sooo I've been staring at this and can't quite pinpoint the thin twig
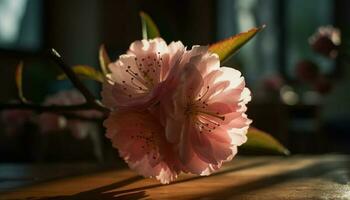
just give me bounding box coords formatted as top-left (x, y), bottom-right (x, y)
top-left (0, 102), bottom-right (94, 112)
top-left (0, 102), bottom-right (105, 121)
top-left (59, 113), bottom-right (104, 122)
top-left (0, 49), bottom-right (111, 120)
top-left (48, 49), bottom-right (110, 113)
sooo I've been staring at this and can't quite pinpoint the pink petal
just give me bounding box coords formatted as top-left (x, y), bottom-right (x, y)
top-left (197, 53), bottom-right (220, 77)
top-left (165, 117), bottom-right (182, 143)
top-left (181, 63), bottom-right (204, 99)
top-left (104, 111), bottom-right (180, 183)
top-left (191, 129), bottom-right (218, 165)
top-left (191, 123), bottom-right (235, 165)
top-left (179, 120), bottom-right (193, 165)
top-left (178, 120), bottom-right (232, 175)
top-left (101, 81), bottom-right (118, 109)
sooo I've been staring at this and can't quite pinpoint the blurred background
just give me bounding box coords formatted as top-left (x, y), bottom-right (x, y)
top-left (0, 0), bottom-right (350, 163)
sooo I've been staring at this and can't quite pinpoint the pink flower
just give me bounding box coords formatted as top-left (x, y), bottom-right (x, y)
top-left (103, 42), bottom-right (252, 183)
top-left (104, 111), bottom-right (180, 184)
top-left (162, 46), bottom-right (251, 175)
top-left (101, 38), bottom-right (185, 110)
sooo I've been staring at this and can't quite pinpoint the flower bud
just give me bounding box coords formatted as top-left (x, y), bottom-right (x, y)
top-left (309, 26), bottom-right (341, 59)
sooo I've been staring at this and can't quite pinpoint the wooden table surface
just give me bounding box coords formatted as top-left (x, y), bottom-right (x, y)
top-left (0, 155), bottom-right (349, 200)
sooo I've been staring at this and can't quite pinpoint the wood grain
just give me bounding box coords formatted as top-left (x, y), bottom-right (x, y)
top-left (0, 155), bottom-right (349, 200)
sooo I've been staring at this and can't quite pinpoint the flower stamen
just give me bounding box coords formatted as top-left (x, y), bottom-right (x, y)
top-left (196, 85), bottom-right (210, 102)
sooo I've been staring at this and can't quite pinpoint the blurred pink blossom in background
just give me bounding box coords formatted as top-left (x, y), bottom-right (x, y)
top-left (1, 108), bottom-right (32, 136)
top-left (309, 26), bottom-right (341, 59)
top-left (39, 89), bottom-right (102, 139)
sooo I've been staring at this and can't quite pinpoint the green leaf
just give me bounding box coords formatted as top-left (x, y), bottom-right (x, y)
top-left (99, 44), bottom-right (111, 75)
top-left (140, 11), bottom-right (160, 39)
top-left (57, 65), bottom-right (104, 82)
top-left (240, 127), bottom-right (290, 155)
top-left (15, 61), bottom-right (28, 103)
top-left (209, 25), bottom-right (266, 63)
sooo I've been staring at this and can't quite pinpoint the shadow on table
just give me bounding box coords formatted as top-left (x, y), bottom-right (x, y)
top-left (26, 159), bottom-right (270, 200)
top-left (26, 157), bottom-right (349, 200)
top-left (193, 159), bottom-right (350, 199)
top-left (26, 176), bottom-right (146, 200)
top-left (91, 157), bottom-right (349, 200)
top-left (101, 159), bottom-right (273, 197)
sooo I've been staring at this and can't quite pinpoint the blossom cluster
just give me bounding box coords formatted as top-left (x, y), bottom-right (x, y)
top-left (102, 38), bottom-right (251, 183)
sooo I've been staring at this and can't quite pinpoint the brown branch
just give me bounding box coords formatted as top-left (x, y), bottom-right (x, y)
top-left (48, 49), bottom-right (110, 113)
top-left (59, 113), bottom-right (104, 122)
top-left (0, 102), bottom-right (94, 112)
top-left (0, 102), bottom-right (105, 121)
top-left (0, 48), bottom-right (111, 121)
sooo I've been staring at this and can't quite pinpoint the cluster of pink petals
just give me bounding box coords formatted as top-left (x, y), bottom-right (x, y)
top-left (102, 38), bottom-right (251, 183)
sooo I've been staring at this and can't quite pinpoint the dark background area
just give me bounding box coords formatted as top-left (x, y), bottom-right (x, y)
top-left (1, 0), bottom-right (350, 163)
